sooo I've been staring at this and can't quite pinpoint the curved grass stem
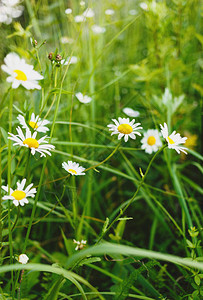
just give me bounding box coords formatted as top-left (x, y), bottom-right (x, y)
top-left (96, 145), bottom-right (167, 244)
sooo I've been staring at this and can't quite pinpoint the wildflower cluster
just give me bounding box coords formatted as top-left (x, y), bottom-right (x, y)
top-left (0, 46), bottom-right (188, 275)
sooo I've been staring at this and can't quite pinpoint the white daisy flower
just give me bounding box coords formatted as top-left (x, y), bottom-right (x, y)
top-left (105, 9), bottom-right (115, 16)
top-left (80, 1), bottom-right (85, 7)
top-left (0, 0), bottom-right (24, 25)
top-left (129, 9), bottom-right (137, 16)
top-left (2, 178), bottom-right (36, 207)
top-left (8, 127), bottom-right (55, 157)
top-left (65, 8), bottom-right (72, 15)
top-left (123, 107), bottom-right (140, 118)
top-left (83, 8), bottom-right (94, 18)
top-left (18, 254), bottom-right (29, 264)
top-left (139, 2), bottom-right (148, 11)
top-left (74, 15), bottom-right (86, 23)
top-left (62, 161), bottom-right (86, 176)
top-left (107, 117), bottom-right (143, 142)
top-left (60, 36), bottom-right (74, 44)
top-left (17, 113), bottom-right (50, 133)
top-left (141, 129), bottom-right (162, 154)
top-left (61, 56), bottom-right (78, 65)
top-left (75, 92), bottom-right (92, 104)
top-left (160, 123), bottom-right (187, 154)
top-left (1, 53), bottom-right (43, 90)
top-left (73, 239), bottom-right (87, 250)
top-left (91, 25), bottom-right (106, 34)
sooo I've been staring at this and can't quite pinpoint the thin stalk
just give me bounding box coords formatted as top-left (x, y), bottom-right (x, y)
top-left (0, 131), bottom-right (2, 250)
top-left (96, 145), bottom-right (167, 244)
top-left (84, 142), bottom-right (121, 172)
top-left (24, 0), bottom-right (41, 38)
top-left (11, 206), bottom-right (20, 232)
top-left (164, 152), bottom-right (193, 229)
top-left (86, 28), bottom-right (95, 232)
top-left (7, 89), bottom-right (14, 298)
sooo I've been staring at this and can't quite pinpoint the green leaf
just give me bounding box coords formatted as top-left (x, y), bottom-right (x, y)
top-left (194, 275), bottom-right (201, 286)
top-left (44, 277), bottom-right (65, 300)
top-left (65, 242), bottom-right (203, 271)
top-left (195, 33), bottom-right (203, 46)
top-left (186, 239), bottom-right (195, 249)
top-left (78, 257), bottom-right (101, 267)
top-left (102, 217), bottom-right (109, 233)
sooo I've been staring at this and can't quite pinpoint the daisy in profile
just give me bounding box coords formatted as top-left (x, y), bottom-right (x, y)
top-left (107, 117), bottom-right (143, 142)
top-left (160, 123), bottom-right (187, 154)
top-left (1, 52), bottom-right (43, 90)
top-left (62, 161), bottom-right (86, 176)
top-left (75, 92), bottom-right (92, 104)
top-left (8, 127), bottom-right (55, 157)
top-left (141, 129), bottom-right (162, 154)
top-left (17, 113), bottom-right (50, 133)
top-left (73, 239), bottom-right (87, 250)
top-left (2, 178), bottom-right (36, 207)
top-left (18, 254), bottom-right (29, 264)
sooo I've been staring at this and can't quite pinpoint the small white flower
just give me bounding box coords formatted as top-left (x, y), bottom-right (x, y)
top-left (61, 56), bottom-right (78, 65)
top-left (141, 129), bottom-right (162, 154)
top-left (83, 8), bottom-right (94, 18)
top-left (60, 36), bottom-right (74, 44)
top-left (65, 8), bottom-right (72, 15)
top-left (62, 161), bottom-right (86, 176)
top-left (107, 117), bottom-right (143, 142)
top-left (123, 107), bottom-right (140, 118)
top-left (129, 9), bottom-right (137, 16)
top-left (17, 113), bottom-right (50, 133)
top-left (73, 239), bottom-right (87, 250)
top-left (75, 92), bottom-right (92, 104)
top-left (139, 2), bottom-right (148, 11)
top-left (8, 127), bottom-right (55, 157)
top-left (160, 123), bottom-right (187, 154)
top-left (0, 0), bottom-right (24, 25)
top-left (1, 53), bottom-right (43, 90)
top-left (2, 178), bottom-right (36, 207)
top-left (105, 9), bottom-right (115, 16)
top-left (80, 1), bottom-right (85, 7)
top-left (74, 15), bottom-right (86, 23)
top-left (18, 254), bottom-right (29, 264)
top-left (91, 25), bottom-right (106, 34)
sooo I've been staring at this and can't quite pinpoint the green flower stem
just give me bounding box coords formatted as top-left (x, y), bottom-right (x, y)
top-left (23, 69), bottom-right (62, 253)
top-left (85, 142), bottom-right (121, 172)
top-left (96, 145), bottom-right (167, 244)
top-left (24, 0), bottom-right (41, 38)
top-left (86, 28), bottom-right (95, 235)
top-left (0, 131), bottom-right (2, 250)
top-left (164, 151), bottom-right (193, 230)
top-left (11, 206), bottom-right (20, 232)
top-left (7, 89), bottom-right (14, 298)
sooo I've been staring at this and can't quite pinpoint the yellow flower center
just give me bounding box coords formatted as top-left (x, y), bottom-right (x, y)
top-left (118, 124), bottom-right (133, 134)
top-left (23, 138), bottom-right (39, 148)
top-left (69, 169), bottom-right (77, 174)
top-left (14, 69), bottom-right (27, 81)
top-left (11, 190), bottom-right (26, 201)
top-left (29, 121), bottom-right (38, 129)
top-left (168, 136), bottom-right (175, 144)
top-left (147, 136), bottom-right (156, 146)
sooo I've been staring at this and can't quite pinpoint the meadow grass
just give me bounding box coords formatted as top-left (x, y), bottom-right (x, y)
top-left (0, 0), bottom-right (202, 299)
